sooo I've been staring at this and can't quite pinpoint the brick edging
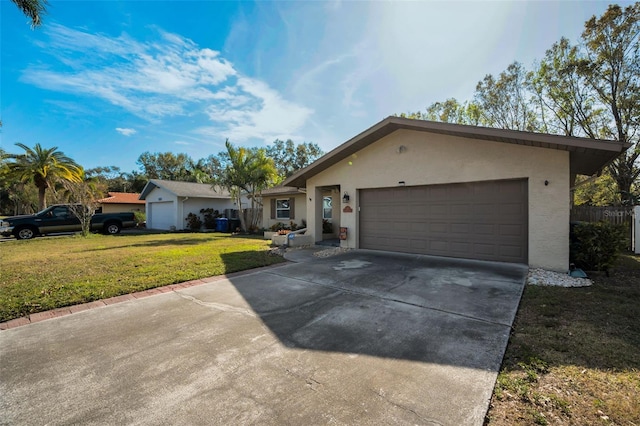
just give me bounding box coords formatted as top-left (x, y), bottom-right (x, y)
top-left (0, 261), bottom-right (290, 331)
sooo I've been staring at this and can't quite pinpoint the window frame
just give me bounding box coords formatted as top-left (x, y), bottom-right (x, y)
top-left (275, 199), bottom-right (290, 220)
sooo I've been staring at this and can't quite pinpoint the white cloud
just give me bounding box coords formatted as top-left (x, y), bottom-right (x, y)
top-left (197, 75), bottom-right (312, 143)
top-left (115, 127), bottom-right (137, 136)
top-left (21, 23), bottom-right (311, 145)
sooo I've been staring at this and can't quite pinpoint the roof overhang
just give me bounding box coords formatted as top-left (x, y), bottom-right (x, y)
top-left (283, 116), bottom-right (630, 188)
top-left (138, 181), bottom-right (157, 200)
top-left (259, 186), bottom-right (305, 197)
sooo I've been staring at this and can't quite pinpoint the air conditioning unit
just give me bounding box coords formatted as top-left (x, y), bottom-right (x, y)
top-left (224, 208), bottom-right (239, 219)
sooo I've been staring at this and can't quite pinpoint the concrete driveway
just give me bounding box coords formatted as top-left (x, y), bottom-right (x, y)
top-left (0, 250), bottom-right (527, 425)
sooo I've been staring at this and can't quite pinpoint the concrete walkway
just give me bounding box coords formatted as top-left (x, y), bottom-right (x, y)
top-left (0, 250), bottom-right (527, 425)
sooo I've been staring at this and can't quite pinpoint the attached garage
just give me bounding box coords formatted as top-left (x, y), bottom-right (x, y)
top-left (359, 179), bottom-right (528, 263)
top-left (282, 117), bottom-right (628, 271)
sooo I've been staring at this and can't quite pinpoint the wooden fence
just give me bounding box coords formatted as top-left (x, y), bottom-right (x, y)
top-left (570, 205), bottom-right (635, 249)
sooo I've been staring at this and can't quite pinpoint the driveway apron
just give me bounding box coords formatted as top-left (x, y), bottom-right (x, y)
top-left (0, 250), bottom-right (527, 425)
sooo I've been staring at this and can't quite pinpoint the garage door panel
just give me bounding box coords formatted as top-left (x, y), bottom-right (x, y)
top-left (394, 221), bottom-right (410, 232)
top-left (410, 239), bottom-right (428, 250)
top-left (428, 204), bottom-right (449, 216)
top-left (451, 223), bottom-right (470, 234)
top-left (500, 245), bottom-right (524, 257)
top-left (359, 179), bottom-right (527, 264)
top-left (429, 222), bottom-right (449, 233)
top-left (500, 224), bottom-right (524, 237)
top-left (474, 203), bottom-right (495, 216)
top-left (474, 224), bottom-right (495, 235)
top-left (429, 240), bottom-right (448, 251)
top-left (474, 243), bottom-right (496, 256)
top-left (500, 203), bottom-right (526, 216)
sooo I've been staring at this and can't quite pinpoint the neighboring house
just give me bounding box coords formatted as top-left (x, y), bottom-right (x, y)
top-left (282, 116), bottom-right (628, 271)
top-left (97, 192), bottom-right (146, 214)
top-left (139, 179), bottom-right (243, 231)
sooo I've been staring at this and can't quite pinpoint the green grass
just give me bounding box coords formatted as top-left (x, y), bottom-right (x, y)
top-left (486, 253), bottom-right (640, 425)
top-left (0, 232), bottom-right (285, 322)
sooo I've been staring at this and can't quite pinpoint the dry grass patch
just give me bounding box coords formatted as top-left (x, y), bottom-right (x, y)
top-left (0, 232), bottom-right (285, 322)
top-left (485, 254), bottom-right (640, 425)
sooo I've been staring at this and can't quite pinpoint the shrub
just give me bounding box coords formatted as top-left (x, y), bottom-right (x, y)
top-left (322, 219), bottom-right (333, 234)
top-left (185, 212), bottom-right (202, 232)
top-left (570, 221), bottom-right (628, 273)
top-left (200, 208), bottom-right (219, 229)
top-left (270, 222), bottom-right (286, 231)
top-left (134, 211), bottom-right (146, 227)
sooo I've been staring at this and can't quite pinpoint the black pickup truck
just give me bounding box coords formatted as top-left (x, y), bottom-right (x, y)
top-left (0, 205), bottom-right (137, 240)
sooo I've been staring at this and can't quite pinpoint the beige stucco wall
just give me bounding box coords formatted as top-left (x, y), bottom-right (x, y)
top-left (306, 129), bottom-right (570, 271)
top-left (262, 194), bottom-right (308, 230)
top-left (100, 204), bottom-right (145, 214)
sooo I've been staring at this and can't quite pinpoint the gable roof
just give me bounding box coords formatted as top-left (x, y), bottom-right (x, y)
top-left (283, 116), bottom-right (630, 188)
top-left (139, 179), bottom-right (232, 200)
top-left (260, 186), bottom-right (305, 197)
top-left (97, 192), bottom-right (145, 205)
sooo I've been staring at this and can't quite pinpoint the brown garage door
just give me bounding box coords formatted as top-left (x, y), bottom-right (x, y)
top-left (359, 179), bottom-right (528, 263)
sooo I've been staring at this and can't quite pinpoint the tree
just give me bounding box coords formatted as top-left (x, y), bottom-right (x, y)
top-left (528, 38), bottom-right (606, 138)
top-left (137, 152), bottom-right (191, 181)
top-left (425, 98), bottom-right (466, 124)
top-left (474, 62), bottom-right (539, 131)
top-left (578, 3), bottom-right (640, 205)
top-left (136, 151), bottom-right (219, 183)
top-left (217, 140), bottom-right (278, 232)
top-left (266, 139), bottom-right (324, 179)
top-left (0, 148), bottom-right (10, 213)
top-left (573, 171), bottom-right (624, 206)
top-left (7, 143), bottom-right (84, 211)
top-left (11, 0), bottom-right (48, 27)
top-left (186, 158), bottom-right (215, 184)
top-left (123, 171), bottom-right (149, 193)
top-left (60, 178), bottom-right (105, 237)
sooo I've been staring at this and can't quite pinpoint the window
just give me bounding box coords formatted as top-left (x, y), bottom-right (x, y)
top-left (323, 196), bottom-right (332, 220)
top-left (51, 206), bottom-right (69, 218)
top-left (276, 199), bottom-right (290, 219)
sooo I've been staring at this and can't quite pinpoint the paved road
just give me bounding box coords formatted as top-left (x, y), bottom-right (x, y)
top-left (0, 250), bottom-right (527, 425)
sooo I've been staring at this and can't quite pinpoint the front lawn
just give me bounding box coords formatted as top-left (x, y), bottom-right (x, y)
top-left (0, 232), bottom-right (285, 322)
top-left (485, 253), bottom-right (640, 425)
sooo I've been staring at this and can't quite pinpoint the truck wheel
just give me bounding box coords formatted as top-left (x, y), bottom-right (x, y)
top-left (15, 227), bottom-right (37, 240)
top-left (104, 222), bottom-right (121, 235)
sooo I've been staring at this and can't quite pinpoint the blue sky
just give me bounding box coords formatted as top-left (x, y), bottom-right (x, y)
top-left (0, 0), bottom-right (627, 173)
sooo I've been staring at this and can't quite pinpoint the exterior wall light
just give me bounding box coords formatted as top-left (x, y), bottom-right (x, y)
top-left (342, 192), bottom-right (350, 203)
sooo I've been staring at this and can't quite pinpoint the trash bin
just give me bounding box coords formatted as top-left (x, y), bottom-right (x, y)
top-left (215, 217), bottom-right (229, 232)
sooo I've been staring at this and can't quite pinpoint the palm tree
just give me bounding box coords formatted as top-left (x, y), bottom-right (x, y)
top-left (11, 0), bottom-right (48, 27)
top-left (8, 143), bottom-right (84, 211)
top-left (217, 140), bottom-right (278, 232)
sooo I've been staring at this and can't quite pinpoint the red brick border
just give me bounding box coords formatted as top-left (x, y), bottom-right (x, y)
top-left (0, 262), bottom-right (290, 331)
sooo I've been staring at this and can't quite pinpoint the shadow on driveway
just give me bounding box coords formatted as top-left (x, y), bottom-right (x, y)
top-left (219, 250), bottom-right (527, 371)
